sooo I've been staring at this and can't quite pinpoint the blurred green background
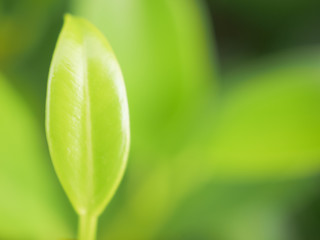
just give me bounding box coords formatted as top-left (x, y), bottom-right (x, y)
top-left (1, 0), bottom-right (320, 239)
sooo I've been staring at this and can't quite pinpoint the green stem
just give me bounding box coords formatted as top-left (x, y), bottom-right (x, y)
top-left (78, 213), bottom-right (98, 240)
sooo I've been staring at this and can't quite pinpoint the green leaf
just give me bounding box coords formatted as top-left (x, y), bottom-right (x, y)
top-left (206, 49), bottom-right (320, 179)
top-left (0, 73), bottom-right (75, 239)
top-left (46, 13), bottom-right (130, 236)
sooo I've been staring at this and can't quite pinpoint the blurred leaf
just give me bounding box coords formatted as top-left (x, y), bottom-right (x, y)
top-left (0, 73), bottom-right (76, 239)
top-left (46, 14), bottom-right (130, 221)
top-left (206, 49), bottom-right (320, 179)
top-left (73, 0), bottom-right (217, 157)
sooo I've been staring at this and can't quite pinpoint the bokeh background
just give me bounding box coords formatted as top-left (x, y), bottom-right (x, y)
top-left (1, 0), bottom-right (320, 239)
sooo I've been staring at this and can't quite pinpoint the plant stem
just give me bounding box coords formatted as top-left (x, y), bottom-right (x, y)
top-left (78, 213), bottom-right (98, 240)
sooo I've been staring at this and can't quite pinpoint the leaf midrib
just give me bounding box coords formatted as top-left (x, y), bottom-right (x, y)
top-left (82, 36), bottom-right (94, 209)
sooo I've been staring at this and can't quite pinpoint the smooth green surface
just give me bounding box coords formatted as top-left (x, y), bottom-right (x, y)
top-left (206, 50), bottom-right (320, 179)
top-left (0, 73), bottom-right (74, 239)
top-left (46, 14), bottom-right (130, 220)
top-left (79, 213), bottom-right (98, 240)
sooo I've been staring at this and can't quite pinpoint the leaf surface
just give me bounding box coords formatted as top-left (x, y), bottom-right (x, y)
top-left (46, 14), bottom-right (130, 216)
